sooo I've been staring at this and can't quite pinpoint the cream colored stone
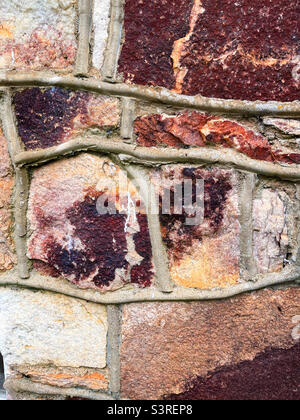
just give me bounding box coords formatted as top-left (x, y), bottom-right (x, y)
top-left (92, 0), bottom-right (111, 70)
top-left (0, 287), bottom-right (107, 368)
top-left (253, 189), bottom-right (289, 273)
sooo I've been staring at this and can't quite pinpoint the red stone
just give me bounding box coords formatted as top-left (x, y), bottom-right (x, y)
top-left (135, 111), bottom-right (300, 164)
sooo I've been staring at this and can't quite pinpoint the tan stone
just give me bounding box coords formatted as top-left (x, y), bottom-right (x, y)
top-left (121, 288), bottom-right (300, 399)
top-left (0, 288), bottom-right (108, 369)
top-left (150, 166), bottom-right (240, 289)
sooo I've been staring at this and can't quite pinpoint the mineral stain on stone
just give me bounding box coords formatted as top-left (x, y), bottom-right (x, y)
top-left (159, 168), bottom-right (232, 261)
top-left (135, 112), bottom-right (300, 165)
top-left (151, 166), bottom-right (240, 289)
top-left (166, 342), bottom-right (300, 400)
top-left (37, 190), bottom-right (152, 289)
top-left (14, 88), bottom-right (89, 149)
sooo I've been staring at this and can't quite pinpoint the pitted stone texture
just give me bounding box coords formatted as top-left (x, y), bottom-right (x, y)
top-left (150, 166), bottom-right (240, 289)
top-left (135, 112), bottom-right (300, 165)
top-left (121, 288), bottom-right (300, 400)
top-left (119, 0), bottom-right (300, 102)
top-left (13, 88), bottom-right (120, 150)
top-left (119, 0), bottom-right (194, 90)
top-left (28, 153), bottom-right (154, 291)
top-left (0, 288), bottom-right (107, 368)
top-left (0, 0), bottom-right (77, 71)
top-left (253, 189), bottom-right (292, 274)
top-left (13, 366), bottom-right (108, 391)
top-left (0, 129), bottom-right (16, 271)
top-left (92, 0), bottom-right (110, 71)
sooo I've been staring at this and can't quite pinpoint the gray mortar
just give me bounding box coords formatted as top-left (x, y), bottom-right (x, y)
top-left (74, 0), bottom-right (93, 76)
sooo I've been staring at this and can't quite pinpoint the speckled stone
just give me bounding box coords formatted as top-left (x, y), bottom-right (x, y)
top-left (150, 166), bottom-right (240, 289)
top-left (120, 288), bottom-right (300, 400)
top-left (13, 88), bottom-right (120, 150)
top-left (28, 153), bottom-right (154, 291)
top-left (119, 0), bottom-right (300, 102)
top-left (135, 111), bottom-right (300, 164)
top-left (0, 128), bottom-right (16, 271)
top-left (0, 287), bottom-right (108, 369)
top-left (0, 0), bottom-right (77, 71)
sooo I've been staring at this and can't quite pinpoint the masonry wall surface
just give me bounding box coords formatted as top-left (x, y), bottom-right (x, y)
top-left (0, 0), bottom-right (299, 401)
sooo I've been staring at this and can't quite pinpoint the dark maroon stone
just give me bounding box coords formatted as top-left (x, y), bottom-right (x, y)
top-left (166, 342), bottom-right (300, 400)
top-left (13, 88), bottom-right (89, 150)
top-left (118, 0), bottom-right (194, 90)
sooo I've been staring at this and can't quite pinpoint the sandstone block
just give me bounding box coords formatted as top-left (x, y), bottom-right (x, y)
top-left (121, 288), bottom-right (300, 400)
top-left (28, 154), bottom-right (154, 291)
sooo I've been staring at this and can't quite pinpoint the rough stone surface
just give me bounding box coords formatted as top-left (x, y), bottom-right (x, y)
top-left (135, 112), bottom-right (300, 164)
top-left (263, 118), bottom-right (300, 136)
top-left (0, 128), bottom-right (16, 271)
top-left (253, 189), bottom-right (291, 273)
top-left (150, 166), bottom-right (240, 289)
top-left (0, 0), bottom-right (77, 71)
top-left (28, 153), bottom-right (154, 291)
top-left (121, 288), bottom-right (300, 400)
top-left (92, 0), bottom-right (110, 71)
top-left (119, 0), bottom-right (300, 102)
top-left (0, 288), bottom-right (108, 368)
top-left (118, 0), bottom-right (194, 90)
top-left (13, 88), bottom-right (120, 150)
top-left (13, 366), bottom-right (108, 391)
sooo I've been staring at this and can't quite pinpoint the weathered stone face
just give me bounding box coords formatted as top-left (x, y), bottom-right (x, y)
top-left (119, 0), bottom-right (300, 102)
top-left (135, 112), bottom-right (300, 165)
top-left (0, 288), bottom-right (108, 368)
top-left (121, 288), bottom-right (300, 400)
top-left (0, 128), bottom-right (15, 271)
top-left (0, 0), bottom-right (77, 71)
top-left (92, 0), bottom-right (111, 71)
top-left (253, 189), bottom-right (293, 274)
top-left (13, 88), bottom-right (120, 150)
top-left (263, 118), bottom-right (300, 137)
top-left (150, 166), bottom-right (240, 289)
top-left (28, 154), bottom-right (154, 291)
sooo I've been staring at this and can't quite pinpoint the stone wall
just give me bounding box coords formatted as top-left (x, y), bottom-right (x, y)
top-left (0, 0), bottom-right (299, 400)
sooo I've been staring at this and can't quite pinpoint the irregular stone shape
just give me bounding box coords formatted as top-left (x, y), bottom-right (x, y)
top-left (120, 288), bottom-right (300, 400)
top-left (0, 129), bottom-right (16, 271)
top-left (28, 153), bottom-right (154, 291)
top-left (263, 118), bottom-right (300, 136)
top-left (150, 166), bottom-right (240, 289)
top-left (0, 288), bottom-right (108, 368)
top-left (13, 88), bottom-right (120, 150)
top-left (253, 189), bottom-right (291, 274)
top-left (118, 0), bottom-right (194, 90)
top-left (119, 0), bottom-right (300, 102)
top-left (0, 0), bottom-right (77, 71)
top-left (92, 0), bottom-right (110, 71)
top-left (135, 112), bottom-right (300, 164)
top-left (13, 366), bottom-right (108, 391)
